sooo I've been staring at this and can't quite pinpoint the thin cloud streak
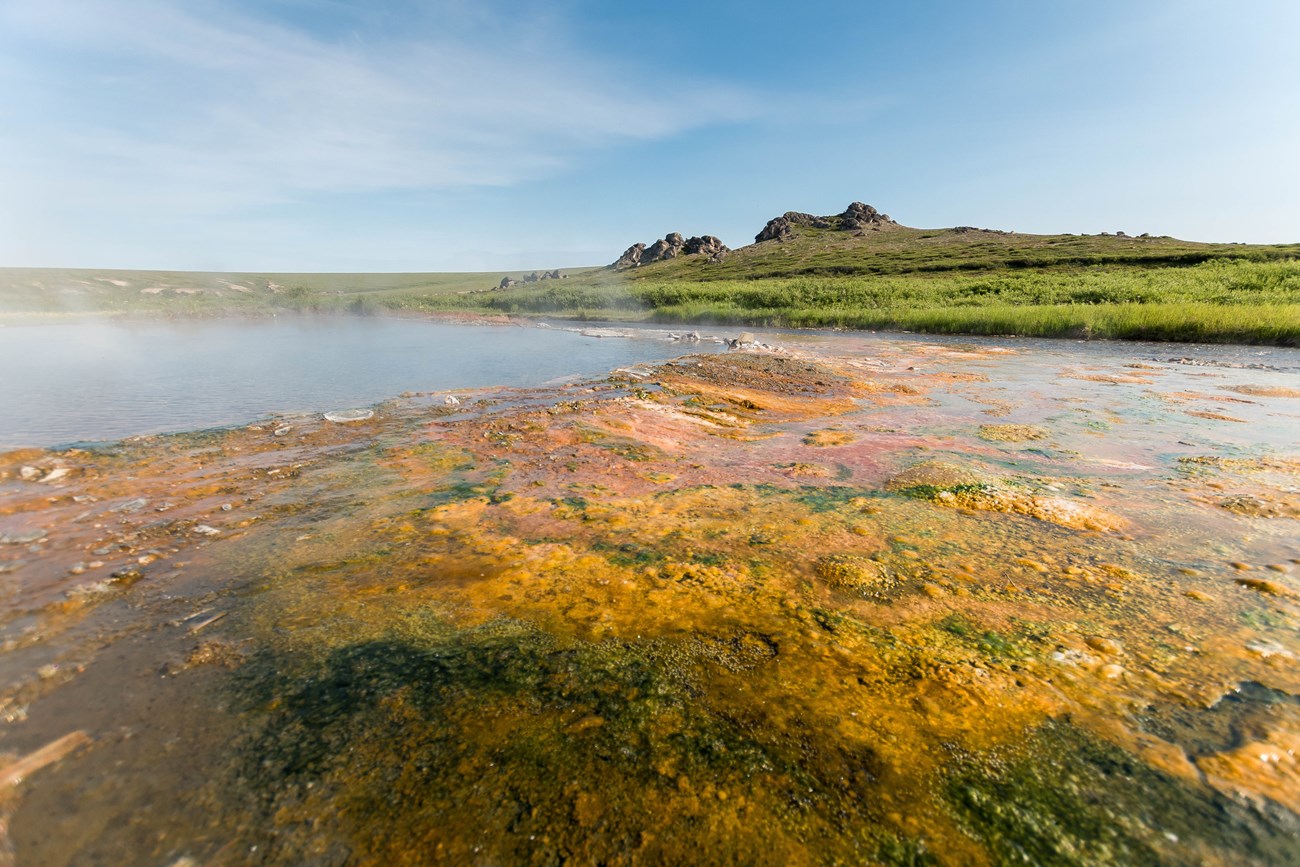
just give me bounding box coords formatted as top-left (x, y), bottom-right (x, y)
top-left (0, 0), bottom-right (755, 216)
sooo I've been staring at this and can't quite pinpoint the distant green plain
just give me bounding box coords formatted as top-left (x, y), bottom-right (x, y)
top-left (5, 226), bottom-right (1299, 345)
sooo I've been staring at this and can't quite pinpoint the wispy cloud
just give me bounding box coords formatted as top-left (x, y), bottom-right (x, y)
top-left (0, 0), bottom-right (753, 216)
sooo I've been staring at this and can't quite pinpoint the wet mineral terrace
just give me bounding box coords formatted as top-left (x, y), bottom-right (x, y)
top-left (1, 335), bottom-right (1298, 865)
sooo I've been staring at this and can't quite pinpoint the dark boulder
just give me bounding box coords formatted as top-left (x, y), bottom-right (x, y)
top-left (683, 235), bottom-right (728, 257)
top-left (839, 201), bottom-right (893, 231)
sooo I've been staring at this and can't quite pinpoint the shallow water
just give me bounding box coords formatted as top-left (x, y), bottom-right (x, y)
top-left (1, 327), bottom-right (1299, 865)
top-left (0, 317), bottom-right (724, 448)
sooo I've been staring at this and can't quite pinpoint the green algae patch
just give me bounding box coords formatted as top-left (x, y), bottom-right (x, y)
top-left (225, 616), bottom-right (933, 865)
top-left (884, 459), bottom-right (1128, 532)
top-left (944, 719), bottom-right (1299, 866)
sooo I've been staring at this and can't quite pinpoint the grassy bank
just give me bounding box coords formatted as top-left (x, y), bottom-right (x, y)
top-left (409, 258), bottom-right (1300, 345)
top-left (5, 227), bottom-right (1300, 344)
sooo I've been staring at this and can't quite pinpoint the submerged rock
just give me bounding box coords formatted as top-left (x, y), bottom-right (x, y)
top-left (0, 529), bottom-right (46, 545)
top-left (886, 460), bottom-right (992, 493)
top-left (323, 409), bottom-right (374, 423)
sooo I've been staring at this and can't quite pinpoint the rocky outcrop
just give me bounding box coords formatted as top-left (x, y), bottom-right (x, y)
top-left (755, 202), bottom-right (897, 243)
top-left (496, 270), bottom-right (564, 290)
top-left (683, 235), bottom-right (727, 257)
top-left (612, 233), bottom-right (729, 270)
top-left (614, 243), bottom-right (647, 269)
top-left (754, 212), bottom-right (829, 243)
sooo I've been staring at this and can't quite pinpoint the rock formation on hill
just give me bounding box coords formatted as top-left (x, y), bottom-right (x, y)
top-left (609, 202), bottom-right (898, 268)
top-left (496, 270), bottom-right (564, 290)
top-left (755, 202), bottom-right (897, 243)
top-left (612, 233), bottom-right (729, 269)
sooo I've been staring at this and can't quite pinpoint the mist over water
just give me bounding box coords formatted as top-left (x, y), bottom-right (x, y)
top-left (1, 317), bottom-right (722, 448)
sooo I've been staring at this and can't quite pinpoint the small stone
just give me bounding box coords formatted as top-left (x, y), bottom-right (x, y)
top-left (1184, 590), bottom-right (1211, 602)
top-left (193, 525), bottom-right (221, 537)
top-left (273, 425), bottom-right (292, 437)
top-left (1, 529), bottom-right (46, 545)
top-left (1098, 664), bottom-right (1125, 679)
top-left (444, 395), bottom-right (461, 406)
top-left (221, 503), bottom-right (232, 512)
top-left (1229, 561), bottom-right (1252, 571)
top-left (1085, 637), bottom-right (1123, 655)
top-left (1236, 577), bottom-right (1289, 596)
top-left (18, 466), bottom-right (41, 481)
top-left (39, 467), bottom-right (71, 484)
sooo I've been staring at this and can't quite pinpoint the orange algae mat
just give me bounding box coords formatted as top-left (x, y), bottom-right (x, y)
top-left (1, 339), bottom-right (1299, 865)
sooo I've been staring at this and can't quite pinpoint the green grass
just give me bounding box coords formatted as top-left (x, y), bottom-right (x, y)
top-left (5, 224), bottom-right (1300, 345)
top-left (442, 257), bottom-right (1300, 345)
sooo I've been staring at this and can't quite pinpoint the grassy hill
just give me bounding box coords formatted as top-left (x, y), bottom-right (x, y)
top-left (441, 223), bottom-right (1300, 345)
top-left (4, 213), bottom-right (1300, 345)
top-left (621, 224), bottom-right (1300, 280)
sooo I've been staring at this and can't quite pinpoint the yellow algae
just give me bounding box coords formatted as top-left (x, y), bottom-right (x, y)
top-left (814, 554), bottom-right (891, 592)
top-left (1226, 384), bottom-right (1300, 398)
top-left (1068, 371), bottom-right (1156, 384)
top-left (7, 351), bottom-right (1300, 865)
top-left (779, 462), bottom-right (834, 478)
top-left (977, 423), bottom-right (1048, 443)
top-left (886, 460), bottom-right (1128, 532)
top-left (1196, 724), bottom-right (1300, 814)
top-left (803, 428), bottom-right (857, 447)
top-left (1237, 577), bottom-right (1291, 596)
top-left (1185, 409), bottom-right (1249, 423)
top-left (885, 459), bottom-right (993, 492)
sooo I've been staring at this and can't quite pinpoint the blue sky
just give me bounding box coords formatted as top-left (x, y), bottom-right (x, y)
top-left (2, 0), bottom-right (1298, 271)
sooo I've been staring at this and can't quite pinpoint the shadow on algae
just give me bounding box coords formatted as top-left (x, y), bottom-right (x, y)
top-left (213, 613), bottom-right (1300, 865)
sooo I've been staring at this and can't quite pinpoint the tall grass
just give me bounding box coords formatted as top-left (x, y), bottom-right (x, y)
top-left (439, 258), bottom-right (1300, 344)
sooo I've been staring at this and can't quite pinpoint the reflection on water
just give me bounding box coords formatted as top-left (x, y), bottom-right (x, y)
top-left (1, 329), bottom-right (1298, 864)
top-left (1, 317), bottom-right (724, 447)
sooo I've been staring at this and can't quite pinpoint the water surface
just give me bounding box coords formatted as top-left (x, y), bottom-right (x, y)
top-left (1, 317), bottom-right (722, 447)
